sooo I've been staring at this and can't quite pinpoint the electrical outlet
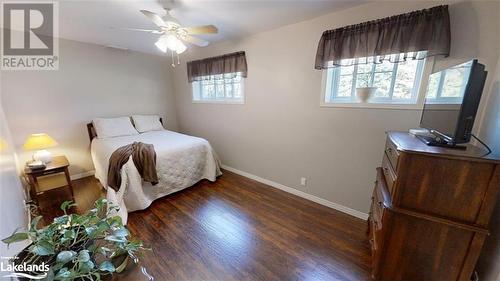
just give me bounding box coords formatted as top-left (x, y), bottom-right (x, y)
top-left (300, 177), bottom-right (307, 186)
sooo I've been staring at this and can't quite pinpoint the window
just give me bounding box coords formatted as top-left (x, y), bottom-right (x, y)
top-left (322, 52), bottom-right (427, 106)
top-left (425, 60), bottom-right (472, 104)
top-left (192, 72), bottom-right (244, 104)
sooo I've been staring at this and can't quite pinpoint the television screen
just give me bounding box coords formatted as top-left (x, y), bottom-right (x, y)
top-left (419, 59), bottom-right (486, 144)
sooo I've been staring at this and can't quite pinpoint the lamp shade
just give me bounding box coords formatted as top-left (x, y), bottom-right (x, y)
top-left (0, 138), bottom-right (6, 152)
top-left (23, 133), bottom-right (58, 151)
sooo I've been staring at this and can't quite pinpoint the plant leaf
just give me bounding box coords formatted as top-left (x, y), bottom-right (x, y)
top-left (53, 215), bottom-right (69, 225)
top-left (96, 246), bottom-right (111, 256)
top-left (98, 261), bottom-right (115, 273)
top-left (54, 267), bottom-right (71, 280)
top-left (105, 235), bottom-right (126, 243)
top-left (114, 256), bottom-right (129, 273)
top-left (56, 250), bottom-right (76, 264)
top-left (79, 260), bottom-right (95, 273)
top-left (77, 250), bottom-right (90, 262)
top-left (63, 229), bottom-right (75, 239)
top-left (2, 232), bottom-right (29, 245)
top-left (106, 216), bottom-right (122, 227)
top-left (60, 201), bottom-right (76, 215)
top-left (113, 227), bottom-right (129, 238)
top-left (32, 240), bottom-right (55, 256)
top-left (43, 267), bottom-right (55, 281)
top-left (85, 226), bottom-right (98, 237)
top-left (30, 216), bottom-right (43, 231)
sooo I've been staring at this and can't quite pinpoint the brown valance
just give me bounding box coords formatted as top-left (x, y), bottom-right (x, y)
top-left (314, 5), bottom-right (450, 69)
top-left (187, 51), bottom-right (247, 82)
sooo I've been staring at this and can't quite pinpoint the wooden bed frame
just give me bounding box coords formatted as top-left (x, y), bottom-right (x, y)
top-left (87, 118), bottom-right (163, 142)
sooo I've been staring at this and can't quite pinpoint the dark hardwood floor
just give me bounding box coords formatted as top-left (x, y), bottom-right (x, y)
top-left (38, 170), bottom-right (371, 281)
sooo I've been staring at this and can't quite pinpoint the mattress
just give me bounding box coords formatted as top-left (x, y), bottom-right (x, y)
top-left (90, 130), bottom-right (221, 223)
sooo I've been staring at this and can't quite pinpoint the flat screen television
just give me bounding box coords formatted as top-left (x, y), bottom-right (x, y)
top-left (419, 59), bottom-right (487, 147)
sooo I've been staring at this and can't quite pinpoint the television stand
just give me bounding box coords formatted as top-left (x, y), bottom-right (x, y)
top-left (416, 135), bottom-right (467, 150)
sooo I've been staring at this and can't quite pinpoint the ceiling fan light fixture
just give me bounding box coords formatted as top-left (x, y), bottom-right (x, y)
top-left (155, 36), bottom-right (169, 53)
top-left (161, 34), bottom-right (187, 54)
top-left (165, 35), bottom-right (181, 50)
top-left (174, 41), bottom-right (187, 54)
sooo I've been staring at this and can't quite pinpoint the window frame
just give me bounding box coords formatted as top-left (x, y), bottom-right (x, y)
top-left (320, 56), bottom-right (435, 110)
top-left (191, 72), bottom-right (245, 104)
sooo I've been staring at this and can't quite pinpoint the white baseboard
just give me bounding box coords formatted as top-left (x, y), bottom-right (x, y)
top-left (70, 170), bottom-right (95, 181)
top-left (220, 165), bottom-right (369, 220)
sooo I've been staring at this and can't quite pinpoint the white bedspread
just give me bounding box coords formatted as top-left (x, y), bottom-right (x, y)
top-left (91, 130), bottom-right (221, 223)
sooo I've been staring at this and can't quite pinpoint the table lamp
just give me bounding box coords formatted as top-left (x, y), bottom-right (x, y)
top-left (23, 133), bottom-right (58, 163)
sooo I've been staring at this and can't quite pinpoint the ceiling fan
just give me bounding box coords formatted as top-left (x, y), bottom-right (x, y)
top-left (121, 9), bottom-right (218, 65)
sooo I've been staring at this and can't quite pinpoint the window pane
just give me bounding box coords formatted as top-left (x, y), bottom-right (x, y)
top-left (323, 51), bottom-right (425, 105)
top-left (225, 84), bottom-right (233, 98)
top-left (213, 80), bottom-right (222, 98)
top-left (426, 72), bottom-right (440, 99)
top-left (233, 83), bottom-right (241, 98)
top-left (356, 73), bottom-right (371, 88)
top-left (357, 63), bottom-right (372, 74)
top-left (340, 64), bottom-right (354, 75)
top-left (393, 59), bottom-right (419, 99)
top-left (374, 60), bottom-right (394, 72)
top-left (203, 84), bottom-right (215, 99)
top-left (373, 72), bottom-right (392, 98)
top-left (337, 75), bottom-right (353, 97)
top-left (339, 58), bottom-right (355, 66)
top-left (232, 73), bottom-right (242, 82)
top-left (441, 67), bottom-right (466, 97)
top-left (192, 72), bottom-right (244, 103)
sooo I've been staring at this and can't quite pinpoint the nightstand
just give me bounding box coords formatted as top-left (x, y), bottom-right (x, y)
top-left (25, 155), bottom-right (74, 204)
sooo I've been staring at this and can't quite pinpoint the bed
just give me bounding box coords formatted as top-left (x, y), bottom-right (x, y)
top-left (88, 119), bottom-right (221, 223)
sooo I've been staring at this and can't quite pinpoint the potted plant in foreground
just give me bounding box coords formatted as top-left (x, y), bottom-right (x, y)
top-left (2, 199), bottom-right (150, 280)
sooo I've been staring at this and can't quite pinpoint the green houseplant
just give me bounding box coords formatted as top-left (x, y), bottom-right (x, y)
top-left (2, 199), bottom-right (149, 280)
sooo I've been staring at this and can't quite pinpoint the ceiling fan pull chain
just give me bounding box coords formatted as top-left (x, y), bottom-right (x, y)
top-left (171, 50), bottom-right (175, 67)
top-left (177, 52), bottom-right (180, 65)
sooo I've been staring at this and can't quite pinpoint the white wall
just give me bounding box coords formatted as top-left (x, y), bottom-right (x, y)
top-left (1, 39), bottom-right (178, 176)
top-left (172, 1), bottom-right (499, 214)
top-left (0, 97), bottom-right (30, 258)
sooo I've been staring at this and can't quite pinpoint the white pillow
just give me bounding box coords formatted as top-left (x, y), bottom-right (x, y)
top-left (93, 117), bottom-right (138, 139)
top-left (131, 115), bottom-right (164, 133)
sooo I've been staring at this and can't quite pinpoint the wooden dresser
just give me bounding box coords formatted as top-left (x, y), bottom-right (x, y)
top-left (368, 131), bottom-right (500, 281)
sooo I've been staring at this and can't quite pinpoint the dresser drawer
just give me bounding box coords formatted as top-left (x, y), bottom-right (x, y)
top-left (382, 153), bottom-right (396, 194)
top-left (385, 137), bottom-right (400, 172)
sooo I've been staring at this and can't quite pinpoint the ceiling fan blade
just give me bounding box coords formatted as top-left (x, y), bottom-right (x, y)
top-left (116, 27), bottom-right (164, 34)
top-left (181, 25), bottom-right (218, 35)
top-left (182, 35), bottom-right (210, 47)
top-left (140, 10), bottom-right (167, 27)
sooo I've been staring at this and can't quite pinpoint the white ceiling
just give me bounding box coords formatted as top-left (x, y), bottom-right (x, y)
top-left (54, 0), bottom-right (366, 55)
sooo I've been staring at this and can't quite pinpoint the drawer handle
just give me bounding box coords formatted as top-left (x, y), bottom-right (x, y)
top-left (383, 167), bottom-right (389, 174)
top-left (378, 201), bottom-right (383, 207)
top-left (387, 147), bottom-right (393, 154)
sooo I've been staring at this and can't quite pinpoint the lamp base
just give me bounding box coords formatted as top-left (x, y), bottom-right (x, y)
top-left (33, 150), bottom-right (53, 163)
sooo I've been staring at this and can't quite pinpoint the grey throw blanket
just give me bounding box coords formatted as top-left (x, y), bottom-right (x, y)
top-left (107, 142), bottom-right (158, 191)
